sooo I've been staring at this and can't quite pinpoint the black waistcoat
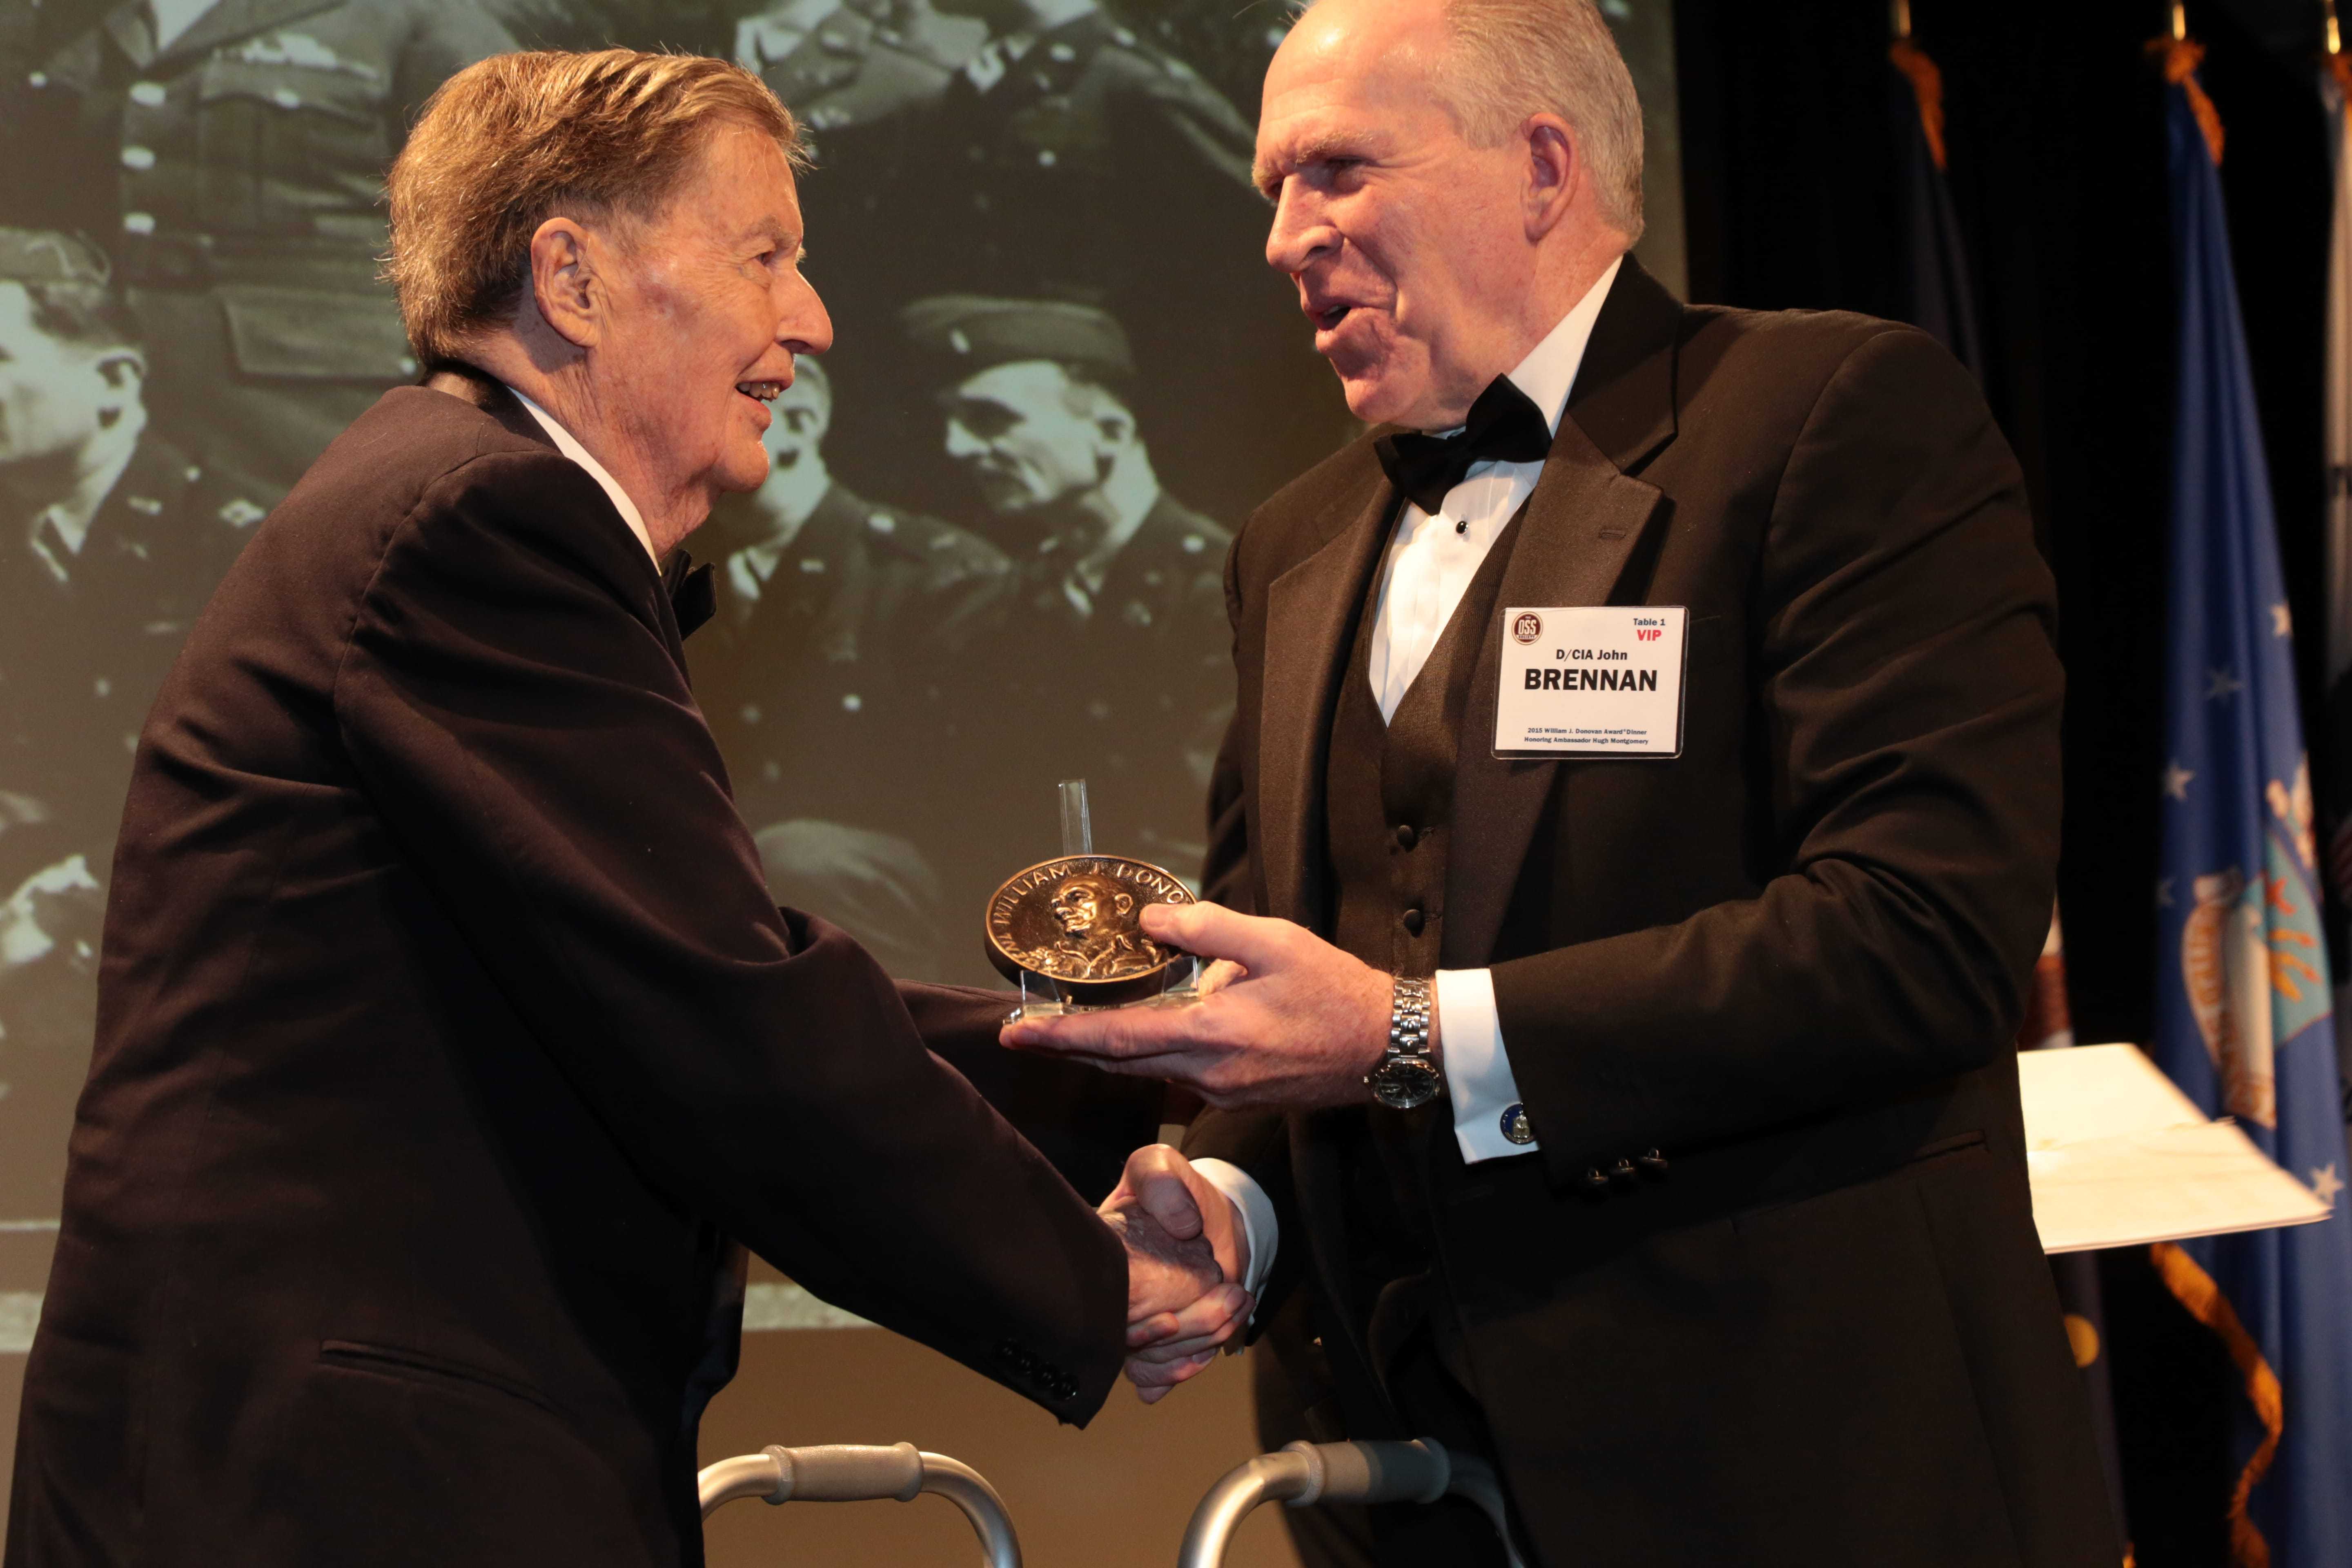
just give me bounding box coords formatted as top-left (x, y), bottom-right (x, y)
top-left (1317, 505), bottom-right (1528, 1417)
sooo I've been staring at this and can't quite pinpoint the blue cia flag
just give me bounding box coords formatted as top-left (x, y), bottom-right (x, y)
top-left (2152, 57), bottom-right (2352, 1567)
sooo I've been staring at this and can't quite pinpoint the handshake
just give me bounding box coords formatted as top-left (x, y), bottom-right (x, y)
top-left (1000, 900), bottom-right (1421, 1399)
top-left (991, 899), bottom-right (1419, 1397)
top-left (1097, 1143), bottom-right (1254, 1403)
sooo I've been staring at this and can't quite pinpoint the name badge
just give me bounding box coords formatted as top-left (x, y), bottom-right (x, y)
top-left (1493, 606), bottom-right (1688, 758)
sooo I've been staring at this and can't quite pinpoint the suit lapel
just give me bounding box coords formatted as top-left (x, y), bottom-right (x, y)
top-left (1441, 258), bottom-right (1685, 967)
top-left (1253, 258), bottom-right (1685, 948)
top-left (1258, 484), bottom-right (1394, 926)
top-left (1442, 422), bottom-right (1664, 966)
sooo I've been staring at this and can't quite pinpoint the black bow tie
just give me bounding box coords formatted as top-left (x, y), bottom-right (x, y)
top-left (664, 551), bottom-right (717, 639)
top-left (1373, 376), bottom-right (1555, 517)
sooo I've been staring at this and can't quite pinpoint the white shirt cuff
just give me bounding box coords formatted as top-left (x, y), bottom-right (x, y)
top-left (1188, 1156), bottom-right (1277, 1300)
top-left (1439, 967), bottom-right (1538, 1163)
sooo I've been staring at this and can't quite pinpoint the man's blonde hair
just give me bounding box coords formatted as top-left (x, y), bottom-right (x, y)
top-left (385, 50), bottom-right (805, 365)
top-left (1434, 0), bottom-right (1645, 243)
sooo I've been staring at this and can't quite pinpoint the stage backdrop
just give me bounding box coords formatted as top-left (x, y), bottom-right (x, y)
top-left (0, 0), bottom-right (1681, 1557)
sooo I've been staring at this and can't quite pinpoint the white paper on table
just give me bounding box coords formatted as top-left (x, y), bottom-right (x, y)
top-left (2018, 1042), bottom-right (2331, 1254)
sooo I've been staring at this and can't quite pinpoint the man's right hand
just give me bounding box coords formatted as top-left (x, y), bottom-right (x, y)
top-left (1100, 1144), bottom-right (1252, 1403)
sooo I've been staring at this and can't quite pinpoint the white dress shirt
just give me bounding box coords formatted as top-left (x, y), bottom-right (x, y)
top-left (1194, 259), bottom-right (1624, 1303)
top-left (507, 388), bottom-right (661, 566)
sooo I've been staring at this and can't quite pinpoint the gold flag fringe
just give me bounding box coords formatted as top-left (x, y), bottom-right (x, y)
top-left (1889, 38), bottom-right (1949, 171)
top-left (2147, 36), bottom-right (2226, 166)
top-left (2149, 1242), bottom-right (2283, 1568)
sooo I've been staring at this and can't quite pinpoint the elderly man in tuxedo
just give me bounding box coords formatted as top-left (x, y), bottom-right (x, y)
top-left (5, 50), bottom-right (1242, 1568)
top-left (1007, 1), bottom-right (2121, 1564)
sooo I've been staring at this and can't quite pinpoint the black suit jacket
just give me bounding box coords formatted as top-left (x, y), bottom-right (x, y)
top-left (4, 375), bottom-right (1135, 1568)
top-left (1190, 261), bottom-right (2119, 1567)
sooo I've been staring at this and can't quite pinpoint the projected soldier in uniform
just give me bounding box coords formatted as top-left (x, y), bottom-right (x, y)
top-left (735, 0), bottom-right (986, 133)
top-left (906, 294), bottom-right (1230, 870)
top-left (698, 356), bottom-right (1015, 979)
top-left (0, 229), bottom-right (241, 1225)
top-left (0, 230), bottom-right (249, 874)
top-left (0, 0), bottom-right (514, 510)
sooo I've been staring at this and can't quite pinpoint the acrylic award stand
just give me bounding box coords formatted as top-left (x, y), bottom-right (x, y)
top-left (1002, 779), bottom-right (1201, 1022)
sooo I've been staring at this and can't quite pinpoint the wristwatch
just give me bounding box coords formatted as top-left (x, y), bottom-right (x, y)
top-left (1365, 974), bottom-right (1443, 1109)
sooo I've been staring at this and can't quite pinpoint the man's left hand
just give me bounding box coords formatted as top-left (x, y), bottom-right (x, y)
top-left (1102, 1189), bottom-right (1251, 1405)
top-left (1001, 902), bottom-right (1404, 1109)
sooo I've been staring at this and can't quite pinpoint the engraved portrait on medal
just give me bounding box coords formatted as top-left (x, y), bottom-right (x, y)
top-left (984, 854), bottom-right (1196, 1007)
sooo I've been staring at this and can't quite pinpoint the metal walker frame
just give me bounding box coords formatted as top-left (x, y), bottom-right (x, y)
top-left (696, 1435), bottom-right (1516, 1567)
top-left (1178, 1438), bottom-right (1524, 1568)
top-left (697, 1442), bottom-right (1020, 1567)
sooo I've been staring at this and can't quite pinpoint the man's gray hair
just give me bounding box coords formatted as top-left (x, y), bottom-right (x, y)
top-left (1434, 0), bottom-right (1645, 243)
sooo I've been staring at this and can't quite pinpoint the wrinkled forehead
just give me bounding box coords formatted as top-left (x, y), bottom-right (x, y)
top-left (636, 121), bottom-right (805, 251)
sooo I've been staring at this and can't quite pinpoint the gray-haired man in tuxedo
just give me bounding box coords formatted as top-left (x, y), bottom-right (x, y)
top-left (1007, 1), bottom-right (2121, 1564)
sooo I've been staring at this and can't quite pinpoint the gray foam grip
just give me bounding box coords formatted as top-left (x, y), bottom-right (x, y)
top-left (766, 1442), bottom-right (927, 1503)
top-left (1290, 1439), bottom-right (1450, 1505)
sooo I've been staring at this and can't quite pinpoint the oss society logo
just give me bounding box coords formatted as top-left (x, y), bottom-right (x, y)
top-left (1511, 612), bottom-right (1542, 645)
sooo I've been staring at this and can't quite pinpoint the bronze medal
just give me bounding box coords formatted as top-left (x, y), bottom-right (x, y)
top-left (984, 854), bottom-right (1196, 1006)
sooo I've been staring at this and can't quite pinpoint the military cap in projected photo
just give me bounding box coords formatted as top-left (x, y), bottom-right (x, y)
top-left (0, 228), bottom-right (105, 287)
top-left (904, 292), bottom-right (1230, 870)
top-left (902, 292), bottom-right (1138, 382)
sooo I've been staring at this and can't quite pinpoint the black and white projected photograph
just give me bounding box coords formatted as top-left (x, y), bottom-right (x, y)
top-left (9, 0), bottom-right (2352, 1564)
top-left (0, 0), bottom-right (1684, 1553)
top-left (0, 0), bottom-right (1678, 1287)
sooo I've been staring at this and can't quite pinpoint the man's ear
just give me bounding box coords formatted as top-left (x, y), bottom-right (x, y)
top-left (527, 216), bottom-right (604, 349)
top-left (1523, 114), bottom-right (1578, 241)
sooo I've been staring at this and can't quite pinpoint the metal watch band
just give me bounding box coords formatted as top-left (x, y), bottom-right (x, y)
top-left (1364, 973), bottom-right (1443, 1109)
top-left (1389, 974), bottom-right (1433, 1059)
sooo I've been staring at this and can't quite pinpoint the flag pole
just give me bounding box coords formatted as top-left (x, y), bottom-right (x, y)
top-left (1890, 0), bottom-right (1911, 42)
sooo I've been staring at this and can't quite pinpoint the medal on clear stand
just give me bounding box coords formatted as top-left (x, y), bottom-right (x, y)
top-left (985, 780), bottom-right (1202, 1020)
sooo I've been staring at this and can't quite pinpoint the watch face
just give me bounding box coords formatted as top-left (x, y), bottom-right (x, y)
top-left (1368, 1055), bottom-right (1443, 1110)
